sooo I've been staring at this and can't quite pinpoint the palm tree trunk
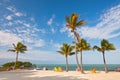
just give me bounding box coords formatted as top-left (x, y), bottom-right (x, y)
top-left (74, 31), bottom-right (81, 43)
top-left (74, 31), bottom-right (81, 70)
top-left (80, 51), bottom-right (83, 73)
top-left (75, 51), bottom-right (81, 69)
top-left (102, 52), bottom-right (108, 73)
top-left (14, 52), bottom-right (19, 70)
top-left (65, 56), bottom-right (69, 72)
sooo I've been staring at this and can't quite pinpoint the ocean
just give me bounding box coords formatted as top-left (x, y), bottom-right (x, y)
top-left (36, 64), bottom-right (120, 71)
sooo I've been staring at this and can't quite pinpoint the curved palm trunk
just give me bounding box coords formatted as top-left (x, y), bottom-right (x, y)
top-left (14, 52), bottom-right (19, 70)
top-left (75, 51), bottom-right (81, 69)
top-left (74, 32), bottom-right (81, 70)
top-left (65, 56), bottom-right (69, 72)
top-left (102, 52), bottom-right (108, 73)
top-left (74, 31), bottom-right (81, 43)
top-left (80, 51), bottom-right (83, 73)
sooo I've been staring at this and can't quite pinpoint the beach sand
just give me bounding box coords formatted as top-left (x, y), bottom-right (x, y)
top-left (0, 70), bottom-right (120, 80)
top-left (27, 70), bottom-right (120, 80)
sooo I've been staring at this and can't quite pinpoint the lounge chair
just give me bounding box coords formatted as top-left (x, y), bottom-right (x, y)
top-left (91, 67), bottom-right (97, 73)
top-left (76, 67), bottom-right (81, 71)
top-left (117, 67), bottom-right (120, 72)
top-left (58, 67), bottom-right (63, 72)
top-left (53, 67), bottom-right (58, 72)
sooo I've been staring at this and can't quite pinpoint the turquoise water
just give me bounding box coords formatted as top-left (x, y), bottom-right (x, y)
top-left (36, 64), bottom-right (120, 71)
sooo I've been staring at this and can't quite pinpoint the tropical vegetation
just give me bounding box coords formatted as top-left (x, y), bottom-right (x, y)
top-left (76, 39), bottom-right (91, 73)
top-left (8, 42), bottom-right (27, 69)
top-left (57, 43), bottom-right (74, 72)
top-left (2, 61), bottom-right (32, 70)
top-left (93, 39), bottom-right (115, 73)
top-left (66, 13), bottom-right (85, 71)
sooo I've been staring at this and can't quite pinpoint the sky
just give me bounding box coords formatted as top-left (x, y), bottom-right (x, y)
top-left (0, 0), bottom-right (120, 64)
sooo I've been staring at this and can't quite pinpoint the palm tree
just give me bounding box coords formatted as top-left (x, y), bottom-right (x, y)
top-left (66, 13), bottom-right (85, 70)
top-left (57, 43), bottom-right (74, 72)
top-left (8, 42), bottom-right (27, 69)
top-left (93, 39), bottom-right (115, 73)
top-left (66, 13), bottom-right (85, 42)
top-left (76, 39), bottom-right (91, 73)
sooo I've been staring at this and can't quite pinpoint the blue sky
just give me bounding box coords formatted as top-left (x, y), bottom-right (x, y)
top-left (0, 0), bottom-right (120, 64)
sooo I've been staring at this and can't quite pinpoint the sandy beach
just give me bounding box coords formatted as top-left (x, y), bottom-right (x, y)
top-left (0, 70), bottom-right (120, 80)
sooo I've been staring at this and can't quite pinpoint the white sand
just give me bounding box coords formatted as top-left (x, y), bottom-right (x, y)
top-left (27, 70), bottom-right (120, 80)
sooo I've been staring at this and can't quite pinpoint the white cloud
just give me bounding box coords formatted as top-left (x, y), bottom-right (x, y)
top-left (53, 43), bottom-right (62, 50)
top-left (47, 15), bottom-right (55, 26)
top-left (33, 39), bottom-right (45, 47)
top-left (60, 24), bottom-right (67, 33)
top-left (60, 24), bottom-right (74, 38)
top-left (14, 12), bottom-right (24, 17)
top-left (6, 6), bottom-right (16, 12)
top-left (79, 4), bottom-right (120, 39)
top-left (0, 31), bottom-right (22, 46)
top-left (61, 4), bottom-right (120, 39)
top-left (0, 49), bottom-right (63, 62)
top-left (51, 28), bottom-right (55, 33)
top-left (47, 18), bottom-right (53, 26)
top-left (7, 22), bottom-right (13, 26)
top-left (6, 15), bottom-right (12, 20)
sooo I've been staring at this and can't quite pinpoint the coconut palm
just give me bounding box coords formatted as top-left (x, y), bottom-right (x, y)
top-left (66, 13), bottom-right (85, 70)
top-left (66, 13), bottom-right (85, 42)
top-left (93, 39), bottom-right (115, 73)
top-left (8, 42), bottom-right (27, 69)
top-left (76, 39), bottom-right (91, 73)
top-left (57, 43), bottom-right (74, 72)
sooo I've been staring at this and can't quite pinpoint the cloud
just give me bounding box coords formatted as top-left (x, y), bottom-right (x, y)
top-left (0, 31), bottom-right (22, 46)
top-left (53, 43), bottom-right (62, 50)
top-left (14, 12), bottom-right (24, 17)
top-left (60, 24), bottom-right (74, 38)
top-left (5, 15), bottom-right (12, 20)
top-left (33, 39), bottom-right (45, 47)
top-left (0, 5), bottom-right (45, 49)
top-left (6, 6), bottom-right (16, 12)
top-left (0, 49), bottom-right (64, 63)
top-left (51, 28), bottom-right (55, 33)
top-left (61, 4), bottom-right (120, 39)
top-left (47, 15), bottom-right (55, 26)
top-left (79, 4), bottom-right (120, 39)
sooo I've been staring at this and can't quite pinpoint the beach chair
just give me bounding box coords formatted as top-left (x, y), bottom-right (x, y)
top-left (53, 67), bottom-right (58, 72)
top-left (91, 67), bottom-right (96, 73)
top-left (58, 67), bottom-right (63, 72)
top-left (117, 67), bottom-right (120, 72)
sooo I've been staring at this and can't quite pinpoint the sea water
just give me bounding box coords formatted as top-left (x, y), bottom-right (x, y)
top-left (36, 64), bottom-right (120, 71)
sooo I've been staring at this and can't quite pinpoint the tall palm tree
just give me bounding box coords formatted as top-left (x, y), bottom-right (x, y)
top-left (66, 13), bottom-right (85, 70)
top-left (66, 13), bottom-right (85, 42)
top-left (93, 39), bottom-right (115, 73)
top-left (76, 39), bottom-right (91, 73)
top-left (8, 42), bottom-right (27, 69)
top-left (57, 43), bottom-right (74, 72)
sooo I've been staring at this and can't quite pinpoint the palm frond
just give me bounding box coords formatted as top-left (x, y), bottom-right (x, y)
top-left (101, 39), bottom-right (115, 51)
top-left (107, 43), bottom-right (115, 50)
top-left (57, 43), bottom-right (74, 56)
top-left (93, 46), bottom-right (102, 52)
top-left (69, 52), bottom-right (75, 56)
top-left (66, 16), bottom-right (70, 24)
top-left (76, 20), bottom-right (85, 27)
top-left (8, 49), bottom-right (16, 52)
top-left (13, 43), bottom-right (16, 49)
top-left (8, 42), bottom-right (27, 53)
top-left (57, 51), bottom-right (65, 55)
